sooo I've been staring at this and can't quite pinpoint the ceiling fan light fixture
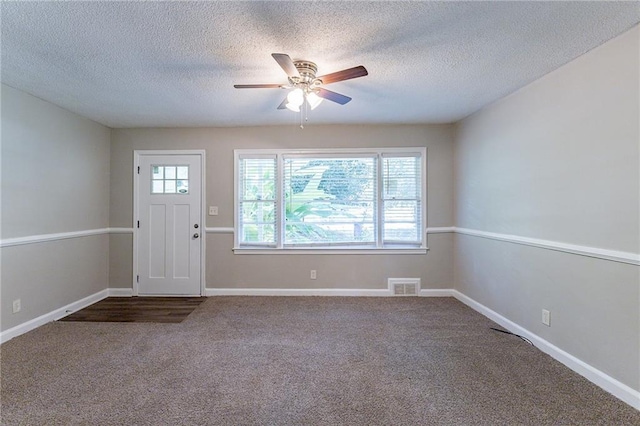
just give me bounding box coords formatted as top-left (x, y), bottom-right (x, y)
top-left (234, 53), bottom-right (368, 122)
top-left (306, 91), bottom-right (323, 110)
top-left (287, 88), bottom-right (304, 106)
top-left (285, 102), bottom-right (301, 112)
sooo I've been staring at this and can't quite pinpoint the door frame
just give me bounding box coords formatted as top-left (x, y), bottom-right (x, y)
top-left (133, 149), bottom-right (206, 296)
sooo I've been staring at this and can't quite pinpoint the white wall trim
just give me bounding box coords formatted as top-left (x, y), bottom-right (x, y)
top-left (454, 227), bottom-right (639, 266)
top-left (426, 227), bottom-right (455, 234)
top-left (203, 225), bottom-right (638, 266)
top-left (1, 228), bottom-right (108, 248)
top-left (0, 289), bottom-right (109, 344)
top-left (452, 290), bottom-right (640, 410)
top-left (108, 288), bottom-right (133, 297)
top-left (205, 287), bottom-right (454, 297)
top-left (0, 227), bottom-right (135, 248)
top-left (3, 226), bottom-right (635, 266)
top-left (205, 227), bottom-right (234, 234)
top-left (231, 248), bottom-right (428, 255)
top-left (419, 289), bottom-right (454, 297)
top-left (109, 227), bottom-right (134, 234)
top-left (205, 288), bottom-right (392, 297)
top-left (207, 227), bottom-right (454, 237)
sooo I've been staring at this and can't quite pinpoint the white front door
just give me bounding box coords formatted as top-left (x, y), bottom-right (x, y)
top-left (137, 153), bottom-right (203, 295)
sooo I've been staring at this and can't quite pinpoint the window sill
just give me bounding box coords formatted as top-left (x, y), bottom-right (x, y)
top-left (232, 247), bottom-right (429, 255)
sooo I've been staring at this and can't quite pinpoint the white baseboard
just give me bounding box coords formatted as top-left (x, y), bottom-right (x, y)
top-left (108, 288), bottom-right (133, 297)
top-left (205, 288), bottom-right (392, 297)
top-left (0, 289), bottom-right (109, 344)
top-left (452, 290), bottom-right (640, 411)
top-left (419, 289), bottom-right (454, 297)
top-left (205, 287), bottom-right (455, 297)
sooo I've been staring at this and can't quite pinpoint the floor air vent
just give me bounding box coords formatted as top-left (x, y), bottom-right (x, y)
top-left (388, 278), bottom-right (420, 296)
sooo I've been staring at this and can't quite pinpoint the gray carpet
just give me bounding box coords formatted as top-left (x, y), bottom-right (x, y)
top-left (1, 297), bottom-right (638, 425)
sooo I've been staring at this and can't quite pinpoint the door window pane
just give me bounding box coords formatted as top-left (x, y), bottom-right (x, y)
top-left (164, 180), bottom-right (176, 193)
top-left (152, 166), bottom-right (164, 180)
top-left (177, 167), bottom-right (189, 179)
top-left (177, 180), bottom-right (189, 194)
top-left (165, 166), bottom-right (176, 179)
top-left (152, 181), bottom-right (164, 194)
top-left (151, 165), bottom-right (189, 194)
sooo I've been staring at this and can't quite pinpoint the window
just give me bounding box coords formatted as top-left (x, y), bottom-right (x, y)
top-left (235, 148), bottom-right (426, 252)
top-left (151, 165), bottom-right (189, 194)
top-left (238, 156), bottom-right (276, 245)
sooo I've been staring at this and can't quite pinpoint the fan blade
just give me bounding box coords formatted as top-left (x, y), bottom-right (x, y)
top-left (316, 88), bottom-right (352, 105)
top-left (234, 84), bottom-right (284, 89)
top-left (272, 53), bottom-right (300, 78)
top-left (277, 97), bottom-right (288, 110)
top-left (317, 65), bottom-right (368, 85)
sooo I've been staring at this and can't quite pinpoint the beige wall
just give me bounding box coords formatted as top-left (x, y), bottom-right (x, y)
top-left (453, 26), bottom-right (639, 391)
top-left (109, 125), bottom-right (455, 290)
top-left (1, 84), bottom-right (111, 331)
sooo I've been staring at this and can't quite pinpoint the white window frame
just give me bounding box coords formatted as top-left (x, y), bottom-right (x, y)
top-left (233, 147), bottom-right (427, 254)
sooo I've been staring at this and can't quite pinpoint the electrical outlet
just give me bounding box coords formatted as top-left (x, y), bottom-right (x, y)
top-left (12, 299), bottom-right (21, 314)
top-left (542, 309), bottom-right (550, 326)
top-left (208, 206), bottom-right (219, 216)
top-left (310, 270), bottom-right (317, 280)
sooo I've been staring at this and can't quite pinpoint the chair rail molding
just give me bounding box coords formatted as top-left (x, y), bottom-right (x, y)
top-left (2, 226), bottom-right (635, 265)
top-left (205, 227), bottom-right (234, 234)
top-left (2, 228), bottom-right (110, 248)
top-left (0, 227), bottom-right (135, 248)
top-left (454, 227), bottom-right (639, 266)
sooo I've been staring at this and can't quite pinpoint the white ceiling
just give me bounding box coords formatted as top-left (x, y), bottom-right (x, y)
top-left (1, 2), bottom-right (638, 128)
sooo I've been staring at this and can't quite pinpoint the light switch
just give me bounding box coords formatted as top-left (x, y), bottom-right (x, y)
top-left (208, 206), bottom-right (219, 216)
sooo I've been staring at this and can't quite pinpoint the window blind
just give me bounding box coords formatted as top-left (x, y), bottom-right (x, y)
top-left (382, 155), bottom-right (422, 244)
top-left (238, 156), bottom-right (277, 246)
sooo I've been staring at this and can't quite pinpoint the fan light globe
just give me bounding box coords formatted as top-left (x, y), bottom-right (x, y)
top-left (287, 88), bottom-right (304, 105)
top-left (306, 92), bottom-right (323, 110)
top-left (285, 103), bottom-right (300, 112)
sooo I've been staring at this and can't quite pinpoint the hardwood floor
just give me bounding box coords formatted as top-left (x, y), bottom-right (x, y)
top-left (59, 297), bottom-right (205, 323)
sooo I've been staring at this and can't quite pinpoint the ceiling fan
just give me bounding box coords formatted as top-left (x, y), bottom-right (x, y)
top-left (234, 53), bottom-right (368, 112)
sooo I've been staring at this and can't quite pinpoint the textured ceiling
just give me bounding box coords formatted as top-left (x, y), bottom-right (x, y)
top-left (1, 1), bottom-right (638, 128)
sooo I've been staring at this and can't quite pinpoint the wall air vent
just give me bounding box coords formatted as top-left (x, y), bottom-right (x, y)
top-left (388, 278), bottom-right (420, 296)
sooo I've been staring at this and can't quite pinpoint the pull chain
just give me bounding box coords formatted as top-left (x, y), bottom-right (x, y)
top-left (300, 96), bottom-right (307, 129)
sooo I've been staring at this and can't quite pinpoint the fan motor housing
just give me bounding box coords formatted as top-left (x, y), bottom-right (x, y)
top-left (292, 60), bottom-right (318, 84)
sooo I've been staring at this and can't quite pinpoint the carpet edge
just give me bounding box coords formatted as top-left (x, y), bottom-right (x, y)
top-left (452, 290), bottom-right (640, 411)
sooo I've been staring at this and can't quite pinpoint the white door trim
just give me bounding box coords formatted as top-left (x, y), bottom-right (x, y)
top-left (133, 150), bottom-right (206, 296)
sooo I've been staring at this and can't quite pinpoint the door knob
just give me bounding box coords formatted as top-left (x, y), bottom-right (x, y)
top-left (194, 224), bottom-right (199, 228)
top-left (193, 233), bottom-right (199, 239)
